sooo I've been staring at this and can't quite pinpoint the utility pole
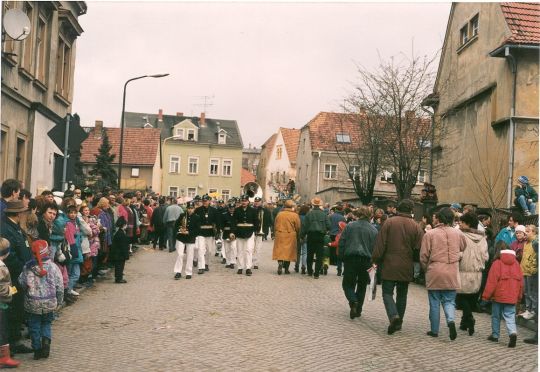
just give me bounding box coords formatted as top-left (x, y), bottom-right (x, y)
top-left (61, 114), bottom-right (71, 191)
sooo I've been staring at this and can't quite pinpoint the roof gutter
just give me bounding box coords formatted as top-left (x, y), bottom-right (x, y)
top-left (489, 43), bottom-right (540, 57)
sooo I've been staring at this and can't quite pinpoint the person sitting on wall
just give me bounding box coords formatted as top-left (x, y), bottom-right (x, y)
top-left (514, 176), bottom-right (537, 216)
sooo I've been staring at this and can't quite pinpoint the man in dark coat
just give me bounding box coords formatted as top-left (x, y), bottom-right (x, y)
top-left (173, 201), bottom-right (201, 279)
top-left (151, 197), bottom-right (167, 250)
top-left (1, 200), bottom-right (33, 354)
top-left (301, 197), bottom-right (331, 279)
top-left (372, 199), bottom-right (424, 335)
top-left (194, 194), bottom-right (219, 272)
top-left (232, 195), bottom-right (259, 276)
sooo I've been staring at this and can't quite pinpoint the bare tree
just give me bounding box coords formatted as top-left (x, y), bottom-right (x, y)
top-left (348, 51), bottom-right (437, 200)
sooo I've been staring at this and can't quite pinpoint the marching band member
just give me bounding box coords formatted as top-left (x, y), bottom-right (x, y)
top-left (252, 196), bottom-right (271, 269)
top-left (195, 194), bottom-right (219, 272)
top-left (231, 195), bottom-right (259, 276)
top-left (219, 202), bottom-right (237, 269)
top-left (173, 202), bottom-right (201, 279)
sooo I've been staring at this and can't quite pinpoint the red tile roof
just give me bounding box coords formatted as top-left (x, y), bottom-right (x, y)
top-left (81, 127), bottom-right (161, 166)
top-left (305, 112), bottom-right (361, 151)
top-left (501, 2), bottom-right (540, 44)
top-left (241, 168), bottom-right (256, 186)
top-left (279, 127), bottom-right (301, 164)
top-left (262, 133), bottom-right (277, 151)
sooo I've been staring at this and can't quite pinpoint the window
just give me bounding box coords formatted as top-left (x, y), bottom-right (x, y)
top-left (55, 36), bottom-right (72, 98)
top-left (218, 133), bottom-right (226, 144)
top-left (276, 145), bottom-right (283, 160)
top-left (209, 158), bottom-right (219, 176)
top-left (303, 138), bottom-right (306, 154)
top-left (222, 159), bottom-right (232, 176)
top-left (35, 14), bottom-right (48, 82)
top-left (15, 137), bottom-right (26, 181)
top-left (222, 189), bottom-right (230, 202)
top-left (336, 133), bottom-right (351, 144)
top-left (270, 172), bottom-right (274, 182)
top-left (21, 2), bottom-right (34, 72)
top-left (470, 14), bottom-right (479, 37)
top-left (380, 170), bottom-right (394, 183)
top-left (460, 24), bottom-right (469, 46)
top-left (208, 188), bottom-right (218, 195)
top-left (187, 129), bottom-right (196, 141)
top-left (349, 165), bottom-right (360, 180)
top-left (324, 164), bottom-right (337, 179)
top-left (169, 186), bottom-right (179, 198)
top-left (187, 187), bottom-right (197, 198)
top-left (188, 157), bottom-right (199, 174)
top-left (419, 139), bottom-right (432, 149)
top-left (131, 167), bottom-right (139, 178)
top-left (282, 171), bottom-right (286, 183)
top-left (174, 128), bottom-right (184, 139)
top-left (417, 170), bottom-right (426, 184)
top-left (169, 155), bottom-right (179, 173)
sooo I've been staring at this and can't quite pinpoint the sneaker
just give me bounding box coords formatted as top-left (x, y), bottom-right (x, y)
top-left (519, 310), bottom-right (531, 318)
top-left (487, 335), bottom-right (499, 342)
top-left (69, 289), bottom-right (80, 296)
top-left (524, 210), bottom-right (532, 216)
top-left (523, 311), bottom-right (536, 320)
top-left (174, 273), bottom-right (181, 280)
top-left (426, 331), bottom-right (438, 337)
top-left (508, 333), bottom-right (517, 348)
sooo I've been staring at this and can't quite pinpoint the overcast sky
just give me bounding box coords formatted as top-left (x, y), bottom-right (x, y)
top-left (72, 2), bottom-right (451, 148)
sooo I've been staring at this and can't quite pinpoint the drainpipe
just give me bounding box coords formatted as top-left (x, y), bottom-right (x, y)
top-left (316, 151), bottom-right (322, 193)
top-left (505, 46), bottom-right (517, 208)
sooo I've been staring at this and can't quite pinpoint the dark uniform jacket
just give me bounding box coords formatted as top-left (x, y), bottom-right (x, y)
top-left (195, 206), bottom-right (219, 237)
top-left (219, 211), bottom-right (236, 239)
top-left (233, 206), bottom-right (259, 239)
top-left (254, 206), bottom-right (272, 236)
top-left (175, 212), bottom-right (201, 244)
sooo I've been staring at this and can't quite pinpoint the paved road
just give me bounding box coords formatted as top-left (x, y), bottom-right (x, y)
top-left (16, 241), bottom-right (538, 371)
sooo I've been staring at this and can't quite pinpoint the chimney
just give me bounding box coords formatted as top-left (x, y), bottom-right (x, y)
top-left (176, 112), bottom-right (183, 116)
top-left (158, 109), bottom-right (163, 122)
top-left (200, 112), bottom-right (206, 127)
top-left (94, 120), bottom-right (103, 138)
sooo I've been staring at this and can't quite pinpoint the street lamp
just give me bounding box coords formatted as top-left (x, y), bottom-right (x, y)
top-left (117, 73), bottom-right (169, 189)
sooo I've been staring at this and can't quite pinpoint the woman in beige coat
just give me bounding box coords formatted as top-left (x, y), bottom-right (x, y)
top-left (456, 212), bottom-right (488, 336)
top-left (272, 200), bottom-right (301, 275)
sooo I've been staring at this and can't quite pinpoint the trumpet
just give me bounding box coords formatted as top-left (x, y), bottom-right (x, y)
top-left (178, 215), bottom-right (188, 234)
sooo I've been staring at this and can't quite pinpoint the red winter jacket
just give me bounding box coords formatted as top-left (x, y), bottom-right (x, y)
top-left (328, 221), bottom-right (347, 255)
top-left (482, 250), bottom-right (524, 304)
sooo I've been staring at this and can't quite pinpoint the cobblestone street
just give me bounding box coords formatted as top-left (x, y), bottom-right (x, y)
top-left (16, 241), bottom-right (538, 371)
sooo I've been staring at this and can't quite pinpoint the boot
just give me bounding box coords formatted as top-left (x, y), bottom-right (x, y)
top-left (41, 337), bottom-right (51, 358)
top-left (349, 302), bottom-right (359, 319)
top-left (468, 318), bottom-right (475, 336)
top-left (301, 266), bottom-right (306, 275)
top-left (277, 262), bottom-right (283, 275)
top-left (0, 344), bottom-right (21, 368)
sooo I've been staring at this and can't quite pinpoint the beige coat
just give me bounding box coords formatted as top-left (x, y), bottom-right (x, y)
top-left (457, 229), bottom-right (489, 294)
top-left (420, 225), bottom-right (467, 290)
top-left (272, 208), bottom-right (301, 262)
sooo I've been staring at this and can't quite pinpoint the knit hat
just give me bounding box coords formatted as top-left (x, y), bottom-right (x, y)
top-left (31, 240), bottom-right (49, 277)
top-left (515, 225), bottom-right (526, 234)
top-left (518, 176), bottom-right (529, 185)
top-left (0, 238), bottom-right (10, 257)
top-left (501, 249), bottom-right (516, 256)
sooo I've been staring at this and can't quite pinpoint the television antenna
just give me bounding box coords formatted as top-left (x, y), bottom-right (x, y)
top-left (193, 95), bottom-right (215, 114)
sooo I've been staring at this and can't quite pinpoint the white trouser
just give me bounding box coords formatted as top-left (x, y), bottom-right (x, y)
top-left (198, 236), bottom-right (215, 267)
top-left (224, 239), bottom-right (237, 265)
top-left (174, 241), bottom-right (196, 275)
top-left (194, 237), bottom-right (200, 263)
top-left (253, 235), bottom-right (263, 266)
top-left (236, 235), bottom-right (254, 270)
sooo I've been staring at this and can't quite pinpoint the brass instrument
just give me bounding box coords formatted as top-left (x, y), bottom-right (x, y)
top-left (178, 215), bottom-right (188, 234)
top-left (257, 207), bottom-right (264, 235)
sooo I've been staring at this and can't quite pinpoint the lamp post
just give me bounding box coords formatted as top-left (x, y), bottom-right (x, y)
top-left (117, 73), bottom-right (169, 189)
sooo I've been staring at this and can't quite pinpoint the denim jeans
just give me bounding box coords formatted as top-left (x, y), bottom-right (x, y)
top-left (300, 242), bottom-right (307, 267)
top-left (525, 275), bottom-right (538, 313)
top-left (27, 312), bottom-right (54, 350)
top-left (491, 302), bottom-right (517, 338)
top-left (517, 195), bottom-right (536, 214)
top-left (382, 280), bottom-right (409, 322)
top-left (428, 290), bottom-right (456, 334)
top-left (67, 262), bottom-right (81, 290)
top-left (342, 256), bottom-right (371, 314)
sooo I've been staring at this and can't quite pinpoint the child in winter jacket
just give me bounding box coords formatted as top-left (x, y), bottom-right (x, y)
top-left (64, 205), bottom-right (83, 296)
top-left (0, 238), bottom-right (21, 368)
top-left (510, 225), bottom-right (527, 263)
top-left (110, 217), bottom-right (130, 283)
top-left (18, 240), bottom-right (64, 360)
top-left (482, 249), bottom-right (524, 348)
top-left (519, 225), bottom-right (538, 320)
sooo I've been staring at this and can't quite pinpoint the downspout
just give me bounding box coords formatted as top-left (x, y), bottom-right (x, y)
top-left (316, 151), bottom-right (321, 193)
top-left (505, 46), bottom-right (517, 208)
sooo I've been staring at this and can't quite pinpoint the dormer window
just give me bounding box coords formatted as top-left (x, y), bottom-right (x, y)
top-left (218, 133), bottom-right (226, 144)
top-left (174, 128), bottom-right (184, 139)
top-left (187, 129), bottom-right (196, 141)
top-left (336, 133), bottom-right (351, 144)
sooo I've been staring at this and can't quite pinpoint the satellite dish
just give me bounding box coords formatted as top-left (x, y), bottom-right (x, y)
top-left (3, 9), bottom-right (31, 41)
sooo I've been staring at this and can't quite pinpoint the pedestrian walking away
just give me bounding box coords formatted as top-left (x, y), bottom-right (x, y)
top-left (272, 200), bottom-right (301, 275)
